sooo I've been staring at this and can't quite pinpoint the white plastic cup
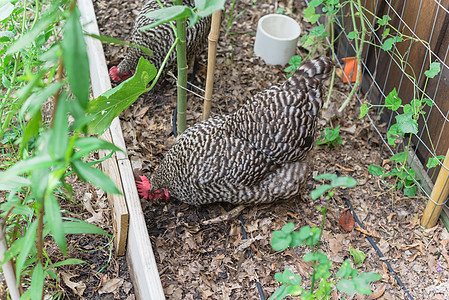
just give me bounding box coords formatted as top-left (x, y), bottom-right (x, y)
top-left (254, 14), bottom-right (302, 66)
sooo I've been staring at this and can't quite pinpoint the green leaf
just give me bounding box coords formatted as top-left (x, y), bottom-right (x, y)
top-left (86, 33), bottom-right (153, 57)
top-left (0, 154), bottom-right (54, 190)
top-left (424, 62), bottom-right (441, 78)
top-left (395, 112), bottom-right (418, 134)
top-left (423, 98), bottom-right (434, 107)
top-left (358, 272), bottom-right (382, 283)
top-left (72, 137), bottom-right (124, 160)
top-left (195, 0), bottom-right (226, 17)
top-left (63, 220), bottom-right (109, 235)
top-left (314, 173), bottom-right (338, 181)
top-left (7, 5), bottom-right (63, 54)
top-left (304, 251), bottom-right (329, 264)
top-left (30, 264), bottom-right (44, 300)
top-left (15, 220), bottom-right (38, 282)
top-left (63, 7), bottom-right (90, 109)
top-left (87, 57), bottom-right (157, 135)
top-left (0, 2), bottom-right (14, 22)
top-left (337, 278), bottom-right (356, 295)
top-left (349, 247), bottom-right (366, 266)
top-left (377, 15), bottom-right (391, 26)
top-left (308, 0), bottom-right (325, 7)
top-left (71, 160), bottom-right (121, 194)
top-left (282, 222), bottom-right (295, 233)
top-left (309, 24), bottom-right (328, 38)
top-left (381, 36), bottom-right (402, 51)
top-left (49, 258), bottom-right (85, 268)
top-left (303, 6), bottom-right (319, 23)
top-left (270, 285), bottom-right (289, 300)
top-left (390, 151), bottom-right (407, 162)
top-left (49, 98), bottom-right (68, 159)
top-left (141, 6), bottom-right (194, 30)
top-left (331, 176), bottom-right (358, 188)
top-left (386, 124), bottom-right (401, 145)
top-left (274, 269), bottom-right (301, 285)
top-left (336, 260), bottom-right (357, 279)
top-left (385, 88), bottom-right (401, 111)
top-left (311, 184), bottom-right (332, 200)
top-left (45, 194), bottom-right (66, 255)
top-left (368, 165), bottom-right (383, 176)
top-left (403, 186), bottom-right (416, 197)
top-left (271, 230), bottom-right (292, 251)
top-left (289, 231), bottom-right (304, 248)
top-left (426, 155), bottom-right (445, 168)
top-left (347, 31), bottom-right (358, 39)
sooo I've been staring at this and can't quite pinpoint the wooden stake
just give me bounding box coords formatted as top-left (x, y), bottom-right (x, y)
top-left (421, 148), bottom-right (449, 228)
top-left (202, 10), bottom-right (222, 121)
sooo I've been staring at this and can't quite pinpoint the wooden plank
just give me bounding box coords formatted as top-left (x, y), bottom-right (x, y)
top-left (119, 159), bottom-right (166, 300)
top-left (99, 130), bottom-right (129, 256)
top-left (78, 0), bottom-right (165, 299)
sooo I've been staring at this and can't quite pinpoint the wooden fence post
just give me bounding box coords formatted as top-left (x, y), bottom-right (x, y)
top-left (421, 148), bottom-right (449, 228)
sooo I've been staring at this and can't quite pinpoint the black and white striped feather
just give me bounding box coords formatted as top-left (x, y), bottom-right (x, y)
top-left (149, 57), bottom-right (334, 205)
top-left (116, 0), bottom-right (211, 77)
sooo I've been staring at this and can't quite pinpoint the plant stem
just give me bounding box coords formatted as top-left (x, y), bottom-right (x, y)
top-left (324, 12), bottom-right (336, 109)
top-left (36, 201), bottom-right (45, 265)
top-left (173, 0), bottom-right (187, 134)
top-left (338, 0), bottom-right (366, 113)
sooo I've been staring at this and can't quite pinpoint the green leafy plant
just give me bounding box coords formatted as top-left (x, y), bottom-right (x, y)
top-left (284, 55), bottom-right (302, 78)
top-left (0, 0), bottom-right (126, 297)
top-left (317, 126), bottom-right (342, 147)
top-left (360, 62), bottom-right (442, 198)
top-left (270, 174), bottom-right (380, 299)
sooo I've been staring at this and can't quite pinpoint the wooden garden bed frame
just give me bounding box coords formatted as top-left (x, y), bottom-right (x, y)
top-left (78, 0), bottom-right (165, 299)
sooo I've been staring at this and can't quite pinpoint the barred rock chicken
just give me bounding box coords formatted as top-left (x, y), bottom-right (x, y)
top-left (109, 0), bottom-right (211, 82)
top-left (137, 57), bottom-right (334, 205)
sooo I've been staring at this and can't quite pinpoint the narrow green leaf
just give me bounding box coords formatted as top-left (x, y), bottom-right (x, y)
top-left (62, 220), bottom-right (109, 235)
top-left (49, 258), bottom-right (85, 268)
top-left (141, 6), bottom-right (193, 30)
top-left (7, 5), bottom-right (62, 54)
top-left (72, 137), bottom-right (124, 160)
top-left (86, 33), bottom-right (153, 57)
top-left (0, 154), bottom-right (53, 188)
top-left (20, 82), bottom-right (62, 118)
top-left (71, 160), bottom-right (121, 194)
top-left (0, 2), bottom-right (14, 22)
top-left (15, 220), bottom-right (38, 283)
top-left (63, 7), bottom-right (90, 108)
top-left (45, 194), bottom-right (66, 255)
top-left (30, 264), bottom-right (44, 300)
top-left (49, 98), bottom-right (68, 159)
top-left (87, 57), bottom-right (157, 135)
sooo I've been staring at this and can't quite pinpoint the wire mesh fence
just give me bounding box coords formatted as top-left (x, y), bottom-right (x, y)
top-left (309, 0), bottom-right (449, 228)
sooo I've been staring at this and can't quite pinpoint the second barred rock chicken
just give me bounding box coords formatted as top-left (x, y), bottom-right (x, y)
top-left (109, 0), bottom-right (211, 82)
top-left (137, 57), bottom-right (334, 205)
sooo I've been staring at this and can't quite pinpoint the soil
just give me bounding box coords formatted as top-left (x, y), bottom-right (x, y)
top-left (83, 0), bottom-right (449, 299)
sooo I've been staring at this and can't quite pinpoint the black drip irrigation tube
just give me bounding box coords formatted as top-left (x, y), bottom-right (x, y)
top-left (343, 196), bottom-right (415, 300)
top-left (238, 215), bottom-right (266, 300)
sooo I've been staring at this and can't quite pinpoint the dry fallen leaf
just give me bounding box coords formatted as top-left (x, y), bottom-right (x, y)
top-left (367, 284), bottom-right (386, 299)
top-left (355, 223), bottom-right (381, 238)
top-left (339, 210), bottom-right (354, 232)
top-left (62, 272), bottom-right (86, 296)
top-left (98, 278), bottom-right (124, 295)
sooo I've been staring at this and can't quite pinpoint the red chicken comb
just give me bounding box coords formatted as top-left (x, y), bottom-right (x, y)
top-left (136, 175), bottom-right (151, 200)
top-left (109, 66), bottom-right (135, 82)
